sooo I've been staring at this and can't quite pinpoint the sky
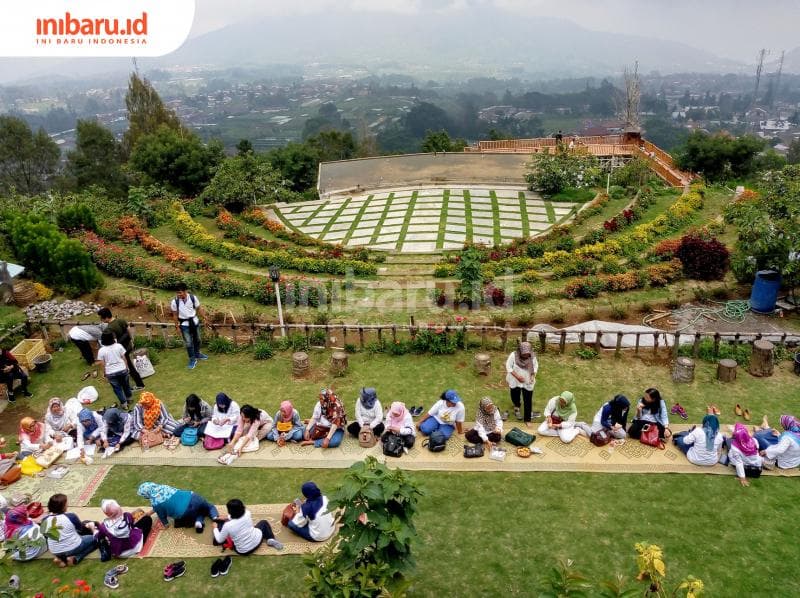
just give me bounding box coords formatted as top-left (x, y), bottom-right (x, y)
top-left (191, 0), bottom-right (800, 63)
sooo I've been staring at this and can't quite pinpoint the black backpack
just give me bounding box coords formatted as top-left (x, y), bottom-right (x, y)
top-left (382, 433), bottom-right (404, 458)
top-left (423, 430), bottom-right (447, 453)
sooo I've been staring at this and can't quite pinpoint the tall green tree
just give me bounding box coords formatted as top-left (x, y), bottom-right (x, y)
top-left (64, 119), bottom-right (128, 198)
top-left (267, 142), bottom-right (319, 193)
top-left (306, 130), bottom-right (357, 162)
top-left (200, 153), bottom-right (285, 210)
top-left (129, 125), bottom-right (223, 197)
top-left (675, 131), bottom-right (764, 182)
top-left (123, 72), bottom-right (187, 155)
top-left (786, 138), bottom-right (800, 165)
top-left (0, 115), bottom-right (60, 195)
top-left (420, 129), bottom-right (467, 153)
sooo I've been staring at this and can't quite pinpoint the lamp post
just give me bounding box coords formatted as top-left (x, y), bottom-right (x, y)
top-left (269, 266), bottom-right (286, 337)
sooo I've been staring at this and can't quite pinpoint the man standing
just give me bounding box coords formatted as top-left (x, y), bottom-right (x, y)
top-left (0, 346), bottom-right (32, 403)
top-left (68, 323), bottom-right (106, 367)
top-left (97, 308), bottom-right (145, 391)
top-left (170, 283), bottom-right (208, 370)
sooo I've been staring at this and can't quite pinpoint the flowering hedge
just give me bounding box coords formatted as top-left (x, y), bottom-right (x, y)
top-left (563, 258), bottom-right (683, 298)
top-left (171, 204), bottom-right (377, 276)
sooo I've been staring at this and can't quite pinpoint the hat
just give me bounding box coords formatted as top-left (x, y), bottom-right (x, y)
top-left (444, 390), bottom-right (461, 403)
top-left (559, 391), bottom-right (574, 402)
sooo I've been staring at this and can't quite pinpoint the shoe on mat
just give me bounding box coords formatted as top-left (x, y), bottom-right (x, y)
top-left (91, 370), bottom-right (98, 378)
top-left (188, 359), bottom-right (197, 370)
top-left (195, 521), bottom-right (204, 534)
top-left (163, 562), bottom-right (185, 582)
top-left (8, 575), bottom-right (19, 590)
top-left (735, 404), bottom-right (743, 416)
top-left (104, 574), bottom-right (119, 590)
top-left (513, 407), bottom-right (522, 420)
top-left (501, 410), bottom-right (509, 421)
top-left (196, 353), bottom-right (209, 361)
top-left (211, 558), bottom-right (221, 578)
top-left (674, 403), bottom-right (688, 420)
top-left (266, 538), bottom-right (284, 551)
top-left (218, 555), bottom-right (232, 576)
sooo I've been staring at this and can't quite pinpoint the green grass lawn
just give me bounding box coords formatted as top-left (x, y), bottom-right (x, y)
top-left (5, 335), bottom-right (800, 596)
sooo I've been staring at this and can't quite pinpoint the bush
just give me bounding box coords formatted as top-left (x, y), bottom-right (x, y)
top-left (57, 203), bottom-right (97, 233)
top-left (676, 235), bottom-right (730, 281)
top-left (253, 340), bottom-right (274, 360)
top-left (564, 276), bottom-right (606, 299)
top-left (207, 336), bottom-right (237, 354)
top-left (646, 259), bottom-right (684, 286)
top-left (512, 285), bottom-right (536, 304)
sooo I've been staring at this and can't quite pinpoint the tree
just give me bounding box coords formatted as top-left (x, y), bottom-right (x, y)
top-left (643, 117), bottom-right (689, 152)
top-left (526, 146), bottom-right (602, 195)
top-left (123, 72), bottom-right (187, 155)
top-left (236, 139), bottom-right (254, 156)
top-left (301, 102), bottom-right (351, 140)
top-left (786, 138), bottom-right (800, 165)
top-left (306, 130), bottom-right (357, 162)
top-left (267, 142), bottom-right (319, 193)
top-left (403, 101), bottom-right (453, 138)
top-left (129, 125), bottom-right (223, 197)
top-left (675, 131), bottom-right (764, 182)
top-left (200, 153), bottom-right (285, 211)
top-left (304, 457), bottom-right (422, 597)
top-left (64, 119), bottom-right (128, 198)
top-left (0, 115), bottom-right (60, 195)
top-left (455, 246), bottom-right (484, 306)
top-left (420, 129), bottom-right (467, 153)
top-left (724, 165), bottom-right (800, 301)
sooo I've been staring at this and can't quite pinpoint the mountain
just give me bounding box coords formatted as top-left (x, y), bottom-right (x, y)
top-left (167, 8), bottom-right (742, 78)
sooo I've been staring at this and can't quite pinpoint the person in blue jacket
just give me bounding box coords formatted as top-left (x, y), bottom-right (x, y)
top-left (137, 482), bottom-right (219, 533)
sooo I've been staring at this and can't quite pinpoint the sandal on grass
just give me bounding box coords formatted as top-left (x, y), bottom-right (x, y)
top-left (81, 371), bottom-right (91, 381)
top-left (104, 574), bottom-right (119, 590)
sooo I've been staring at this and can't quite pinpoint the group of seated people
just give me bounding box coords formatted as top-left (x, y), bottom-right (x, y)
top-left (1, 480), bottom-right (335, 578)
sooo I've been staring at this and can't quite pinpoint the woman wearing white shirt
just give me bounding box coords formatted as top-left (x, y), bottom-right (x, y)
top-left (537, 391), bottom-right (580, 443)
top-left (212, 499), bottom-right (283, 554)
top-left (382, 402), bottom-right (416, 450)
top-left (725, 423), bottom-right (763, 486)
top-left (465, 397), bottom-right (503, 448)
top-left (672, 414), bottom-right (723, 466)
top-left (417, 390), bottom-right (465, 440)
top-left (346, 388), bottom-right (384, 438)
top-left (756, 415), bottom-right (800, 470)
top-left (505, 342), bottom-right (538, 427)
top-left (204, 393), bottom-right (240, 441)
top-left (287, 482), bottom-right (336, 542)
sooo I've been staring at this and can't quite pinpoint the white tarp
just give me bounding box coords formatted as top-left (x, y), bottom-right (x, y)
top-left (528, 320), bottom-right (674, 348)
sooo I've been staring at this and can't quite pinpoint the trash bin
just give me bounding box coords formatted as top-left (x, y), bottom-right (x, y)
top-left (749, 270), bottom-right (781, 314)
top-left (33, 353), bottom-right (52, 373)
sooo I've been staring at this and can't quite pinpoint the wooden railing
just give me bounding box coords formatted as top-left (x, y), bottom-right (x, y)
top-left (31, 319), bottom-right (798, 359)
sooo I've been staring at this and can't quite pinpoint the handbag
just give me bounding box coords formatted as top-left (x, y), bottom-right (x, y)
top-left (358, 426), bottom-right (377, 448)
top-left (281, 503), bottom-right (295, 526)
top-left (505, 427), bottom-right (535, 447)
top-left (180, 427), bottom-right (199, 447)
top-left (0, 466), bottom-right (21, 486)
top-left (463, 443), bottom-right (485, 458)
top-left (382, 433), bottom-right (404, 458)
top-left (422, 430), bottom-right (447, 452)
top-left (590, 429), bottom-right (612, 447)
top-left (310, 425), bottom-right (330, 441)
top-left (639, 424), bottom-right (665, 450)
top-left (140, 429), bottom-right (163, 450)
top-left (133, 354), bottom-right (155, 378)
top-left (26, 501), bottom-right (43, 518)
top-left (203, 435), bottom-right (226, 450)
top-left (744, 464), bottom-right (762, 478)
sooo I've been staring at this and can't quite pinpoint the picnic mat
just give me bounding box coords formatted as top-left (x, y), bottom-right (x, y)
top-left (2, 464), bottom-right (112, 507)
top-left (106, 424), bottom-right (800, 477)
top-left (36, 503), bottom-right (328, 559)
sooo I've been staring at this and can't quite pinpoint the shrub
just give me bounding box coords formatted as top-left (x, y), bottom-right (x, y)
top-left (207, 335), bottom-right (237, 354)
top-left (603, 271), bottom-right (645, 292)
top-left (575, 347), bottom-right (599, 360)
top-left (564, 276), bottom-right (606, 299)
top-left (676, 235), bottom-right (730, 281)
top-left (33, 282), bottom-right (54, 300)
top-left (520, 270), bottom-right (540, 283)
top-left (433, 263), bottom-right (456, 278)
top-left (289, 333), bottom-right (309, 352)
top-left (515, 309), bottom-right (537, 327)
top-left (253, 341), bottom-right (274, 360)
top-left (512, 285), bottom-right (536, 304)
top-left (646, 259), bottom-right (684, 286)
top-left (57, 203), bottom-right (97, 233)
top-left (600, 257), bottom-right (625, 274)
top-left (651, 238), bottom-right (682, 261)
top-left (386, 340), bottom-right (411, 356)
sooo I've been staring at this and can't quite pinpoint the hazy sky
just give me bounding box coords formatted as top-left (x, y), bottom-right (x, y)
top-left (192, 0), bottom-right (799, 63)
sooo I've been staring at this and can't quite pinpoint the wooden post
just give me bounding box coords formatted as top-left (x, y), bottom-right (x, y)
top-left (717, 359), bottom-right (738, 382)
top-left (391, 325), bottom-right (397, 344)
top-left (593, 331), bottom-right (601, 352)
top-left (305, 324), bottom-right (310, 347)
top-left (615, 332), bottom-right (623, 358)
top-left (733, 333), bottom-right (740, 351)
top-left (481, 327), bottom-right (487, 348)
top-left (59, 324), bottom-right (68, 343)
top-left (501, 329), bottom-right (508, 352)
top-left (748, 339), bottom-right (775, 377)
top-left (358, 327), bottom-right (365, 349)
top-left (539, 331), bottom-right (547, 354)
top-left (672, 333), bottom-right (680, 358)
top-left (672, 356), bottom-right (695, 383)
top-left (377, 328), bottom-right (383, 345)
top-left (634, 332), bottom-right (640, 355)
top-left (160, 324), bottom-right (169, 345)
top-left (692, 333), bottom-right (701, 358)
top-left (325, 325), bottom-right (330, 349)
top-left (653, 333), bottom-right (659, 356)
top-left (559, 331), bottom-right (566, 354)
top-left (713, 333), bottom-right (721, 358)
top-left (579, 331), bottom-right (585, 349)
top-left (342, 326), bottom-right (348, 345)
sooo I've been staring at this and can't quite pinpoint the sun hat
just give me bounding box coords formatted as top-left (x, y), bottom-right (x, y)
top-left (444, 390), bottom-right (461, 403)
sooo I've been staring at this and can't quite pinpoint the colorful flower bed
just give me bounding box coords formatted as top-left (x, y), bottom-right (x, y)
top-left (171, 204), bottom-right (378, 277)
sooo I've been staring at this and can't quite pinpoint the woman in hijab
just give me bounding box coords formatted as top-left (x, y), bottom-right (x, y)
top-left (577, 394), bottom-right (630, 440)
top-left (382, 401), bottom-right (416, 450)
top-left (205, 392), bottom-right (240, 442)
top-left (465, 397), bottom-right (503, 448)
top-left (44, 397), bottom-right (78, 449)
top-left (672, 411), bottom-right (723, 466)
top-left (346, 388), bottom-right (384, 439)
top-left (267, 401), bottom-right (304, 446)
top-left (537, 391), bottom-right (580, 443)
top-left (505, 341), bottom-right (538, 427)
top-left (756, 414), bottom-right (800, 470)
top-left (95, 499), bottom-right (153, 558)
top-left (173, 393), bottom-right (213, 439)
top-left (18, 417), bottom-right (51, 456)
top-left (302, 389), bottom-right (346, 449)
top-left (103, 407), bottom-right (135, 452)
top-left (3, 504), bottom-right (48, 561)
top-left (287, 482), bottom-right (336, 542)
top-left (76, 408), bottom-right (109, 456)
top-left (726, 423), bottom-right (762, 486)
top-left (628, 388), bottom-right (671, 441)
top-left (131, 392), bottom-right (179, 440)
top-left (137, 481), bottom-right (219, 532)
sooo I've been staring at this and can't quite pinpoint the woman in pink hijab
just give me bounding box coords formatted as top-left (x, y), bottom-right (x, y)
top-left (267, 401), bottom-right (304, 447)
top-left (381, 402), bottom-right (416, 454)
top-left (725, 423), bottom-right (762, 487)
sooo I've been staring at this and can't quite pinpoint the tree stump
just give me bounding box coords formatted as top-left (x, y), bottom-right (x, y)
top-left (474, 352), bottom-right (491, 376)
top-left (292, 351), bottom-right (309, 377)
top-left (748, 340), bottom-right (774, 377)
top-left (671, 356), bottom-right (695, 383)
top-left (717, 359), bottom-right (738, 382)
top-left (330, 351), bottom-right (348, 374)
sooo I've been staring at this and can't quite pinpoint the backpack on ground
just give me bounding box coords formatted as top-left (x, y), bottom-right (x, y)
top-left (505, 427), bottom-right (535, 447)
top-left (382, 433), bottom-right (404, 458)
top-left (423, 431), bottom-right (447, 453)
top-left (180, 427), bottom-right (199, 447)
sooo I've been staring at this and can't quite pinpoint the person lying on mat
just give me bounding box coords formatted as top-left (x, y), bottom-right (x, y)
top-left (417, 390), bottom-right (465, 440)
top-left (465, 397), bottom-right (503, 448)
top-left (576, 394), bottom-right (629, 440)
top-left (267, 401), bottom-right (304, 446)
top-left (225, 405), bottom-right (273, 457)
top-left (95, 499), bottom-right (153, 558)
top-left (287, 482), bottom-right (335, 542)
top-left (382, 401), bottom-right (416, 451)
top-left (537, 391), bottom-right (580, 443)
top-left (212, 498), bottom-right (283, 554)
top-left (137, 482), bottom-right (219, 533)
top-left (41, 493), bottom-right (98, 567)
top-left (724, 423), bottom-right (763, 486)
top-left (755, 415), bottom-right (800, 470)
top-left (346, 388), bottom-right (384, 439)
top-left (172, 394), bottom-right (213, 440)
top-left (672, 413), bottom-right (723, 466)
top-left (627, 388), bottom-right (671, 441)
top-left (131, 392), bottom-right (179, 441)
top-left (301, 389), bottom-right (346, 449)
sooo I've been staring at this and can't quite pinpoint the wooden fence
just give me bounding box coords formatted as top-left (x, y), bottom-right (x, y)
top-left (29, 319), bottom-right (799, 360)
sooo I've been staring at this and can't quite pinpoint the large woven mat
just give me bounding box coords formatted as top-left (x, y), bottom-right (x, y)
top-left (4, 465), bottom-right (112, 507)
top-left (36, 504), bottom-right (328, 559)
top-left (105, 424), bottom-right (800, 476)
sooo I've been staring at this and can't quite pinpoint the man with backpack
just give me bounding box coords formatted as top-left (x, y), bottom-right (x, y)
top-left (170, 283), bottom-right (208, 370)
top-left (97, 308), bottom-right (145, 391)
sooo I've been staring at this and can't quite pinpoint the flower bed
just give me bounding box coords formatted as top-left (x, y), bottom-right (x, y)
top-left (563, 258), bottom-right (683, 298)
top-left (171, 204), bottom-right (377, 277)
